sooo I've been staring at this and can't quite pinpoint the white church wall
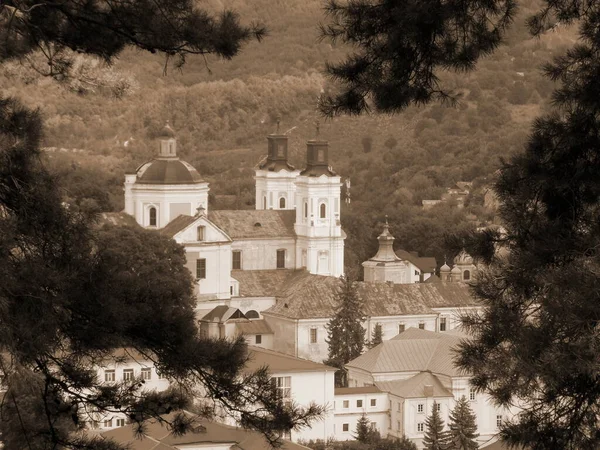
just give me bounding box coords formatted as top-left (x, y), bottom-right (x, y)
top-left (262, 314), bottom-right (298, 357)
top-left (184, 244), bottom-right (231, 300)
top-left (366, 316), bottom-right (439, 340)
top-left (231, 238), bottom-right (296, 270)
top-left (296, 318), bottom-right (329, 362)
top-left (228, 296), bottom-right (276, 314)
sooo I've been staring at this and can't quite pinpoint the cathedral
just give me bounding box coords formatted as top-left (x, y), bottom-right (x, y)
top-left (123, 122), bottom-right (345, 306)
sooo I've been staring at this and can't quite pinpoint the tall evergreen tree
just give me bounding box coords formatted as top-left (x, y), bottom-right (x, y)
top-left (447, 397), bottom-right (479, 450)
top-left (423, 402), bottom-right (450, 450)
top-left (321, 0), bottom-right (600, 447)
top-left (324, 276), bottom-right (366, 387)
top-left (354, 414), bottom-right (380, 444)
top-left (369, 323), bottom-right (383, 348)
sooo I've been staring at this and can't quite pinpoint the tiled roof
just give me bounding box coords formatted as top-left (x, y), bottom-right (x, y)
top-left (376, 371), bottom-right (453, 399)
top-left (264, 272), bottom-right (478, 319)
top-left (97, 212), bottom-right (140, 228)
top-left (396, 250), bottom-right (437, 273)
top-left (208, 210), bottom-right (296, 239)
top-left (235, 320), bottom-right (273, 335)
top-left (245, 346), bottom-right (335, 373)
top-left (335, 386), bottom-right (382, 395)
top-left (136, 159), bottom-right (204, 185)
top-left (160, 214), bottom-right (198, 237)
top-left (346, 328), bottom-right (467, 378)
top-left (232, 269), bottom-right (299, 297)
top-left (101, 412), bottom-right (307, 450)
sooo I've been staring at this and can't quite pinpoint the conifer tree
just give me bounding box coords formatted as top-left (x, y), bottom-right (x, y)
top-left (354, 414), bottom-right (379, 444)
top-left (423, 402), bottom-right (451, 450)
top-left (369, 323), bottom-right (383, 348)
top-left (447, 397), bottom-right (479, 450)
top-left (324, 276), bottom-right (366, 387)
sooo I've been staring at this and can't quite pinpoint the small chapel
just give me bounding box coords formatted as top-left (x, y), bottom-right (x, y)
top-left (124, 122), bottom-right (345, 305)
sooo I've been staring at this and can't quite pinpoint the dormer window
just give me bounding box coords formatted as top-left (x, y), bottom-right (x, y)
top-left (149, 207), bottom-right (157, 227)
top-left (197, 226), bottom-right (205, 242)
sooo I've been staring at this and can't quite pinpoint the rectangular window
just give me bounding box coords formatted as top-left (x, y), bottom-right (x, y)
top-left (415, 270), bottom-right (420, 276)
top-left (116, 418), bottom-right (125, 427)
top-left (310, 328), bottom-right (317, 344)
top-left (197, 226), bottom-right (205, 241)
top-left (370, 422), bottom-right (377, 431)
top-left (436, 403), bottom-right (441, 412)
top-left (232, 250), bottom-right (242, 270)
top-left (103, 419), bottom-right (113, 428)
top-left (255, 334), bottom-right (262, 344)
top-left (496, 415), bottom-right (503, 428)
top-left (141, 368), bottom-right (151, 380)
top-left (440, 317), bottom-right (447, 332)
top-left (104, 370), bottom-right (115, 382)
top-left (273, 376), bottom-right (291, 400)
top-left (357, 400), bottom-right (363, 407)
top-left (276, 249), bottom-right (286, 269)
top-left (370, 399), bottom-right (377, 407)
top-left (196, 258), bottom-right (206, 279)
top-left (343, 400), bottom-right (349, 409)
top-left (469, 387), bottom-right (477, 401)
top-left (417, 423), bottom-right (424, 432)
top-left (342, 423), bottom-right (349, 432)
top-left (398, 323), bottom-right (405, 333)
top-left (419, 322), bottom-right (425, 330)
top-left (417, 403), bottom-right (424, 413)
top-left (122, 369), bottom-right (134, 381)
top-left (397, 402), bottom-right (402, 412)
top-left (397, 421), bottom-right (401, 431)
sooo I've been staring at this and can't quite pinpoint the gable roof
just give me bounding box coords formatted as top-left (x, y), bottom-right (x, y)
top-left (232, 269), bottom-right (299, 297)
top-left (200, 305), bottom-right (246, 323)
top-left (264, 272), bottom-right (478, 320)
top-left (395, 250), bottom-right (437, 273)
top-left (160, 214), bottom-right (198, 237)
top-left (335, 386), bottom-right (382, 395)
top-left (245, 346), bottom-right (335, 373)
top-left (97, 212), bottom-right (141, 228)
top-left (376, 371), bottom-right (453, 399)
top-left (101, 412), bottom-right (308, 450)
top-left (235, 320), bottom-right (273, 335)
top-left (346, 328), bottom-right (467, 378)
top-left (208, 210), bottom-right (296, 239)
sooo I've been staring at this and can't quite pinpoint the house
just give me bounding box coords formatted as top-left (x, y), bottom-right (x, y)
top-left (333, 386), bottom-right (389, 440)
top-left (101, 411), bottom-right (310, 450)
top-left (344, 328), bottom-right (514, 447)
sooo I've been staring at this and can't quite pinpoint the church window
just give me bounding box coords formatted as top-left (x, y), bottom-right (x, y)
top-left (279, 197), bottom-right (286, 209)
top-left (149, 207), bottom-right (157, 227)
top-left (263, 196), bottom-right (267, 209)
top-left (232, 250), bottom-right (242, 270)
top-left (246, 310), bottom-right (260, 319)
top-left (255, 334), bottom-right (262, 344)
top-left (398, 323), bottom-right (405, 333)
top-left (320, 203), bottom-right (327, 219)
top-left (463, 269), bottom-right (471, 280)
top-left (276, 249), bottom-right (286, 269)
top-left (440, 317), bottom-right (447, 332)
top-left (197, 226), bottom-right (205, 241)
top-left (310, 327), bottom-right (317, 343)
top-left (196, 258), bottom-right (206, 279)
top-left (304, 201), bottom-right (308, 219)
top-left (169, 142), bottom-right (174, 155)
top-left (418, 322), bottom-right (425, 330)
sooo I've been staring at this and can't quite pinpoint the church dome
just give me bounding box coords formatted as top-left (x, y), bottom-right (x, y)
top-left (451, 266), bottom-right (461, 274)
top-left (136, 159), bottom-right (204, 185)
top-left (440, 263), bottom-right (451, 273)
top-left (158, 121), bottom-right (176, 138)
top-left (454, 250), bottom-right (474, 265)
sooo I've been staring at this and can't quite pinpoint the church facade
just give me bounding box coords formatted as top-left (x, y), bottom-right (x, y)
top-left (124, 123), bottom-right (345, 306)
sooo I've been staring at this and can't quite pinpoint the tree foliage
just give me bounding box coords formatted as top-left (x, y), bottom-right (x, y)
top-left (423, 402), bottom-right (451, 450)
top-left (447, 397), bottom-right (479, 450)
top-left (354, 414), bottom-right (380, 444)
top-left (0, 97), bottom-right (322, 449)
top-left (324, 276), bottom-right (366, 387)
top-left (369, 323), bottom-right (383, 348)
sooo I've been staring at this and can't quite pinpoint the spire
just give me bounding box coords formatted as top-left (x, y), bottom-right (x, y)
top-left (369, 218), bottom-right (399, 262)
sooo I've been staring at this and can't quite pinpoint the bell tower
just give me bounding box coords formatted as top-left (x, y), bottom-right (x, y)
top-left (294, 125), bottom-right (345, 277)
top-left (254, 120), bottom-right (300, 210)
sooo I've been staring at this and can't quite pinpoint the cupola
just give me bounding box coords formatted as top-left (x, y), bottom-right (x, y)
top-left (257, 120), bottom-right (295, 172)
top-left (300, 122), bottom-right (336, 177)
top-left (370, 218), bottom-right (400, 262)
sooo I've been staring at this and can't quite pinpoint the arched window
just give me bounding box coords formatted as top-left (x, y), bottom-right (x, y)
top-left (304, 202), bottom-right (308, 218)
top-left (246, 310), bottom-right (260, 319)
top-left (279, 197), bottom-right (286, 209)
top-left (320, 203), bottom-right (327, 219)
top-left (263, 196), bottom-right (267, 210)
top-left (463, 270), bottom-right (471, 280)
top-left (149, 207), bottom-right (157, 227)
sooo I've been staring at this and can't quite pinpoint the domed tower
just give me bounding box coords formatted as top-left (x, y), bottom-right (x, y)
top-left (362, 219), bottom-right (410, 283)
top-left (440, 262), bottom-right (452, 282)
top-left (124, 121), bottom-right (209, 229)
top-left (453, 250), bottom-right (477, 281)
top-left (294, 126), bottom-right (344, 276)
top-left (254, 121), bottom-right (300, 210)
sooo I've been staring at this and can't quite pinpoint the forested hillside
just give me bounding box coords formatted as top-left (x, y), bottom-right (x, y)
top-left (0, 0), bottom-right (578, 276)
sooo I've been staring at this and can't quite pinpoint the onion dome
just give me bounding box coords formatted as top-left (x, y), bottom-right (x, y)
top-left (440, 263), bottom-right (451, 273)
top-left (451, 266), bottom-right (461, 274)
top-left (135, 159), bottom-right (204, 185)
top-left (369, 218), bottom-right (400, 262)
top-left (454, 250), bottom-right (474, 265)
top-left (158, 121), bottom-right (176, 138)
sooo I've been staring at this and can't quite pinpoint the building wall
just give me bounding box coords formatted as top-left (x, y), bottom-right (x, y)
top-left (231, 238), bottom-right (296, 271)
top-left (242, 333), bottom-right (274, 350)
top-left (262, 314), bottom-right (298, 357)
top-left (332, 392), bottom-right (389, 440)
top-left (402, 396), bottom-right (454, 440)
top-left (366, 317), bottom-right (439, 341)
top-left (227, 296), bottom-right (276, 314)
top-left (184, 243), bottom-right (232, 300)
top-left (296, 318), bottom-right (329, 362)
top-left (254, 170), bottom-right (299, 210)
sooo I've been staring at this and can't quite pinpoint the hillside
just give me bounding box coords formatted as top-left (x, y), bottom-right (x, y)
top-left (0, 0), bottom-right (580, 275)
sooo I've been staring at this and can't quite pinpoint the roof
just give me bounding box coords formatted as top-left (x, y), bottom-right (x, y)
top-left (160, 214), bottom-right (198, 237)
top-left (396, 250), bottom-right (437, 273)
top-left (235, 320), bottom-right (273, 335)
top-left (376, 371), bottom-right (453, 399)
top-left (101, 412), bottom-right (308, 450)
top-left (264, 272), bottom-right (478, 320)
top-left (245, 346), bottom-right (335, 373)
top-left (346, 328), bottom-right (467, 378)
top-left (208, 210), bottom-right (296, 239)
top-left (136, 159), bottom-right (204, 185)
top-left (158, 122), bottom-right (176, 138)
top-left (231, 269), bottom-right (299, 297)
top-left (335, 386), bottom-right (382, 395)
top-left (96, 212), bottom-right (140, 228)
top-left (200, 305), bottom-right (246, 323)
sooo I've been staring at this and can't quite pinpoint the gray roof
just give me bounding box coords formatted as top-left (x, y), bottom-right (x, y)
top-left (376, 371), bottom-right (453, 399)
top-left (396, 249), bottom-right (437, 273)
top-left (235, 320), bottom-right (273, 335)
top-left (199, 305), bottom-right (246, 323)
top-left (232, 269), bottom-right (299, 297)
top-left (208, 210), bottom-right (296, 239)
top-left (136, 159), bottom-right (204, 185)
top-left (160, 214), bottom-right (198, 237)
top-left (245, 346), bottom-right (335, 373)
